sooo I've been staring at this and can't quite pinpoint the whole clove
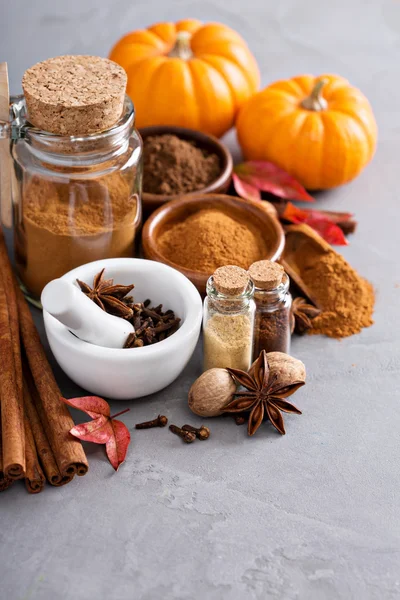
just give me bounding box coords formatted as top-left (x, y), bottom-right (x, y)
top-left (182, 424), bottom-right (210, 440)
top-left (233, 415), bottom-right (247, 426)
top-left (77, 270), bottom-right (181, 349)
top-left (135, 415), bottom-right (168, 429)
top-left (124, 301), bottom-right (181, 348)
top-left (169, 425), bottom-right (196, 444)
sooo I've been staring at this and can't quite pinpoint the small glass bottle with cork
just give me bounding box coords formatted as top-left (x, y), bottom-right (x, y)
top-left (203, 265), bottom-right (255, 371)
top-left (249, 260), bottom-right (292, 356)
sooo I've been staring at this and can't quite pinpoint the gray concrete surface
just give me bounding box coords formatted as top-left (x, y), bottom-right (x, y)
top-left (1, 1), bottom-right (400, 599)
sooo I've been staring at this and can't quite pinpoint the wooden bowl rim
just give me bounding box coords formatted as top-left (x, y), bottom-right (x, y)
top-left (139, 125), bottom-right (233, 207)
top-left (142, 193), bottom-right (285, 287)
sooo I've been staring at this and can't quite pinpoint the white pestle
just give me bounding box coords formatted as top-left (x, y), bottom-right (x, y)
top-left (41, 279), bottom-right (134, 349)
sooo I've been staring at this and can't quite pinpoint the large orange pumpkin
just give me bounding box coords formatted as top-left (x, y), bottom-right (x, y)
top-left (236, 74), bottom-right (377, 190)
top-left (109, 19), bottom-right (260, 138)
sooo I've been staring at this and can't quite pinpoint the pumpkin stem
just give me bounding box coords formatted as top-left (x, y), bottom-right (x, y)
top-left (169, 31), bottom-right (193, 60)
top-left (301, 79), bottom-right (328, 111)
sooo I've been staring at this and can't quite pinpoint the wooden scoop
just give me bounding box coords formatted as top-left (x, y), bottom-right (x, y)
top-left (280, 223), bottom-right (332, 310)
top-left (0, 63), bottom-right (12, 228)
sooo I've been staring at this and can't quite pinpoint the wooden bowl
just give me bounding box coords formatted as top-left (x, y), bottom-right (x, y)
top-left (139, 125), bottom-right (233, 216)
top-left (142, 194), bottom-right (285, 294)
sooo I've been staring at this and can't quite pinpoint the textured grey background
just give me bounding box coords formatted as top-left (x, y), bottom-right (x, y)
top-left (1, 1), bottom-right (400, 599)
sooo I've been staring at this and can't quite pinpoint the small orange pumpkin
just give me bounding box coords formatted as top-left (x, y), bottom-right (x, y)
top-left (236, 74), bottom-right (377, 190)
top-left (109, 19), bottom-right (260, 138)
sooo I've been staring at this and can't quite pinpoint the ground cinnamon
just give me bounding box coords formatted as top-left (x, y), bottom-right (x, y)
top-left (302, 252), bottom-right (374, 338)
top-left (284, 226), bottom-right (374, 338)
top-left (16, 172), bottom-right (140, 298)
top-left (143, 134), bottom-right (220, 195)
top-left (158, 208), bottom-right (267, 272)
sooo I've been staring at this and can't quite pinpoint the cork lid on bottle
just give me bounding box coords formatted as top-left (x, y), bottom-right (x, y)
top-left (22, 55), bottom-right (127, 136)
top-left (213, 265), bottom-right (250, 296)
top-left (248, 260), bottom-right (284, 290)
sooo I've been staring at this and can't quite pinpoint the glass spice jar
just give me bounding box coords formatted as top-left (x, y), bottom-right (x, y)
top-left (248, 260), bottom-right (292, 357)
top-left (3, 95), bottom-right (142, 304)
top-left (203, 265), bottom-right (255, 371)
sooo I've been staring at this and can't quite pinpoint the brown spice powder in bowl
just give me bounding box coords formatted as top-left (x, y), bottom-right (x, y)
top-left (143, 134), bottom-right (221, 196)
top-left (157, 208), bottom-right (268, 273)
top-left (142, 194), bottom-right (285, 294)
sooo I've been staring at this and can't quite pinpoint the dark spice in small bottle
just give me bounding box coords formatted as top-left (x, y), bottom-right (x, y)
top-left (248, 260), bottom-right (292, 357)
top-left (253, 308), bottom-right (291, 356)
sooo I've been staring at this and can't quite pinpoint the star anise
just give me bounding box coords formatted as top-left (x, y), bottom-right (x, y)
top-left (223, 351), bottom-right (303, 436)
top-left (77, 268), bottom-right (134, 319)
top-left (290, 297), bottom-right (321, 335)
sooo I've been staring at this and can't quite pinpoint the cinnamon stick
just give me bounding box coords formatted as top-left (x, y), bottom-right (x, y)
top-left (0, 230), bottom-right (24, 407)
top-left (315, 209), bottom-right (357, 235)
top-left (17, 286), bottom-right (88, 479)
top-left (23, 373), bottom-right (72, 486)
top-left (0, 244), bottom-right (25, 478)
top-left (24, 414), bottom-right (45, 494)
top-left (0, 420), bottom-right (13, 492)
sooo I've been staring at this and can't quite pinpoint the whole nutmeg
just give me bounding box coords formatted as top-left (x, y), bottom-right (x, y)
top-left (265, 352), bottom-right (306, 388)
top-left (188, 368), bottom-right (236, 417)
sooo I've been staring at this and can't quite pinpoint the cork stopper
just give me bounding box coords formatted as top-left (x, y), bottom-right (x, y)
top-left (22, 55), bottom-right (127, 136)
top-left (213, 265), bottom-right (249, 296)
top-left (248, 260), bottom-right (284, 290)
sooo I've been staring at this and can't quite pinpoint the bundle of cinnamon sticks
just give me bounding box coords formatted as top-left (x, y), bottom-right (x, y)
top-left (0, 228), bottom-right (88, 493)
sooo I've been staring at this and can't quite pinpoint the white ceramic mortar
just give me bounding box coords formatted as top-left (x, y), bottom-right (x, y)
top-left (43, 258), bottom-right (202, 400)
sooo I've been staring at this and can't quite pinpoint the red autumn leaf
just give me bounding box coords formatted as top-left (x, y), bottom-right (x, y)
top-left (232, 173), bottom-right (261, 201)
top-left (305, 217), bottom-right (349, 246)
top-left (63, 396), bottom-right (131, 471)
top-left (282, 202), bottom-right (349, 246)
top-left (234, 161), bottom-right (315, 202)
top-left (106, 420), bottom-right (131, 472)
top-left (70, 416), bottom-right (112, 444)
top-left (64, 395), bottom-right (110, 419)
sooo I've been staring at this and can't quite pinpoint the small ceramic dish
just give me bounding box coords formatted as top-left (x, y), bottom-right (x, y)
top-left (43, 258), bottom-right (202, 400)
top-left (142, 193), bottom-right (285, 294)
top-left (139, 125), bottom-right (233, 214)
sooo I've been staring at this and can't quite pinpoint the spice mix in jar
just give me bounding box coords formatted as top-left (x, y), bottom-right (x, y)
top-left (203, 265), bottom-right (255, 371)
top-left (12, 55), bottom-right (142, 301)
top-left (249, 260), bottom-right (292, 356)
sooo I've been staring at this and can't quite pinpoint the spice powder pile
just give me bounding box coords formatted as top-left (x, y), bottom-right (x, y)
top-left (300, 249), bottom-right (374, 338)
top-left (158, 208), bottom-right (267, 272)
top-left (143, 134), bottom-right (220, 195)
